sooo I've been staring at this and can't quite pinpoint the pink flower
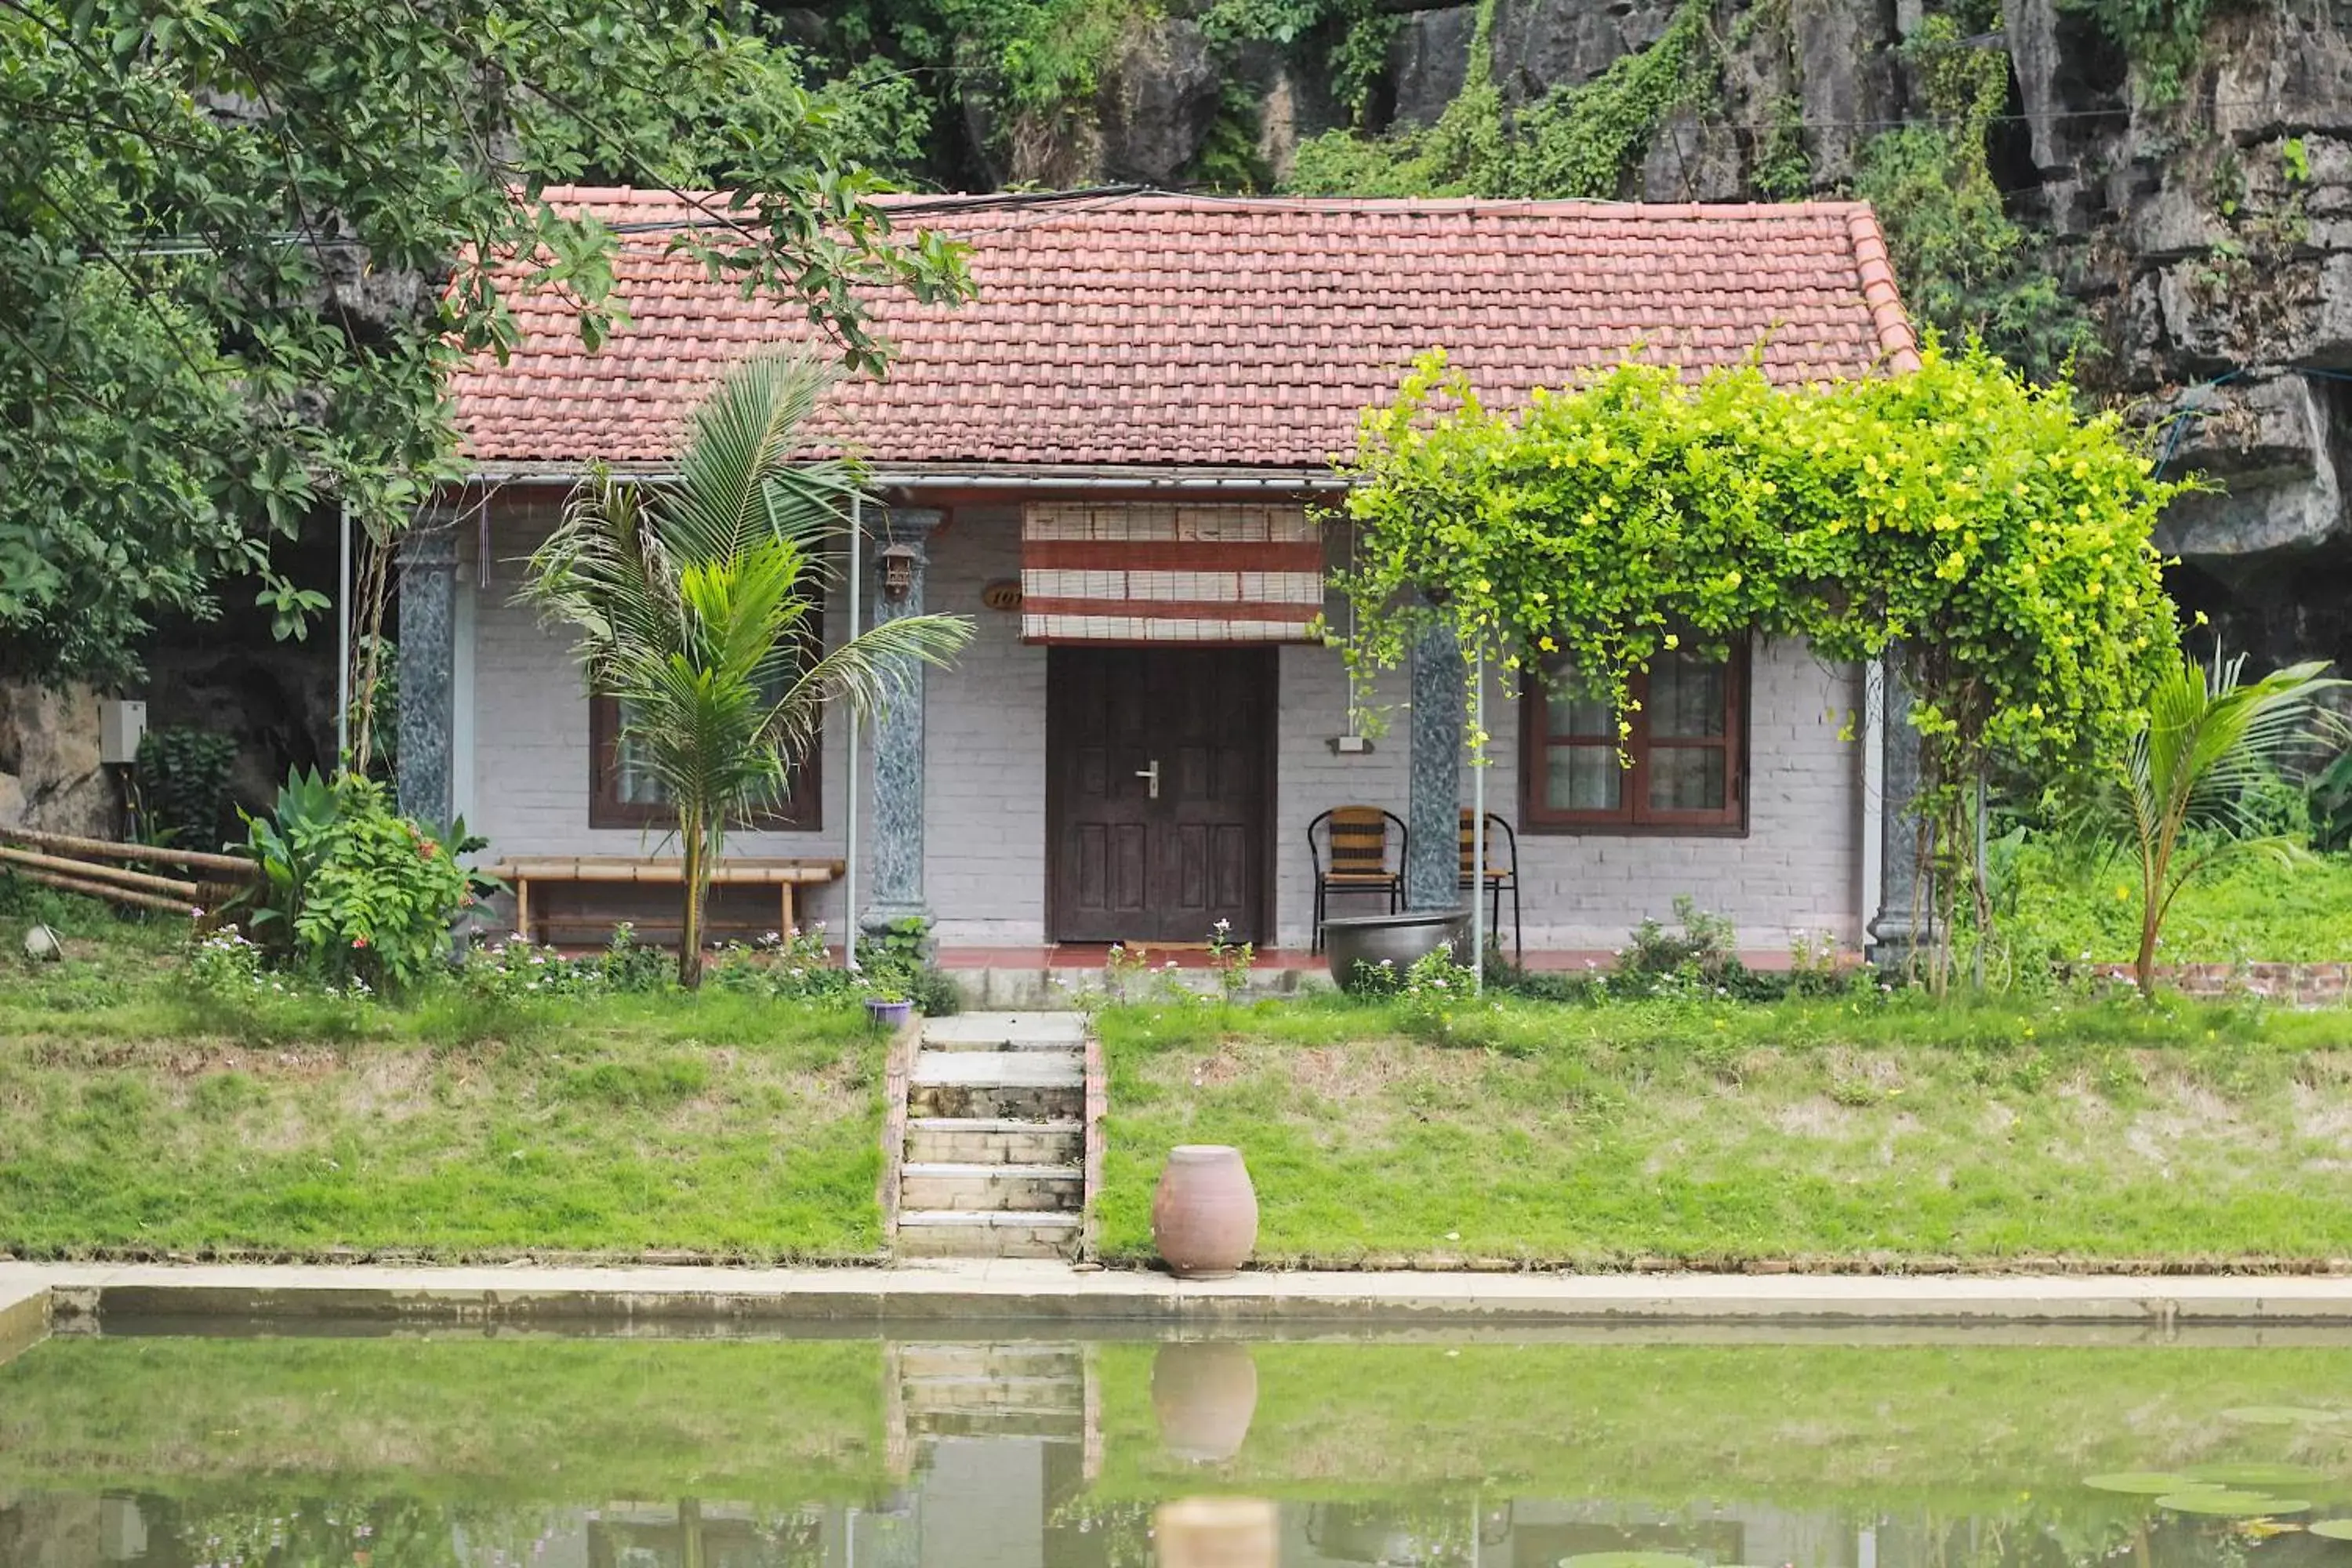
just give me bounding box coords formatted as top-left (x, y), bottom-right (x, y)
top-left (352, 935), bottom-right (370, 949)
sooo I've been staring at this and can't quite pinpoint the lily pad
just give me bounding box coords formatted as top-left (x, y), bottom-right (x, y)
top-left (2221, 1406), bottom-right (2342, 1427)
top-left (2183, 1464), bottom-right (2330, 1487)
top-left (2157, 1492), bottom-right (2311, 1517)
top-left (2309, 1519), bottom-right (2352, 1541)
top-left (1560, 1555), bottom-right (1704, 1568)
top-left (2085, 1473), bottom-right (2211, 1495)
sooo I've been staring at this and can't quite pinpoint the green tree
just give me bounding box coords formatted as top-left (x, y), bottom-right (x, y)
top-left (521, 354), bottom-right (973, 988)
top-left (2098, 648), bottom-right (2343, 996)
top-left (0, 0), bottom-right (968, 684)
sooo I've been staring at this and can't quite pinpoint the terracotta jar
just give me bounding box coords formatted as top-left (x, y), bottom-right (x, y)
top-left (1156, 1498), bottom-right (1277, 1568)
top-left (1152, 1145), bottom-right (1258, 1279)
top-left (1152, 1340), bottom-right (1260, 1461)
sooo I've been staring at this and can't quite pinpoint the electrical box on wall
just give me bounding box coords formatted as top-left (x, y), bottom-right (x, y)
top-left (99, 699), bottom-right (147, 765)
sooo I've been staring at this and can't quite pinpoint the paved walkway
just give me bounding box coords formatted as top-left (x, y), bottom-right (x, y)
top-left (4, 1260), bottom-right (2352, 1330)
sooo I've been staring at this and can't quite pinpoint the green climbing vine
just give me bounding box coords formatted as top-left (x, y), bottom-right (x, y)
top-left (1853, 14), bottom-right (2096, 383)
top-left (1334, 346), bottom-right (2184, 985)
top-left (1285, 0), bottom-right (1714, 198)
top-left (2066, 0), bottom-right (2234, 103)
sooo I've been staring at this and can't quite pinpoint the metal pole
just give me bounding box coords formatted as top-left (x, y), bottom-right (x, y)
top-left (336, 499), bottom-right (352, 767)
top-left (844, 492), bottom-right (862, 975)
top-left (1972, 767), bottom-right (1988, 989)
top-left (1472, 646), bottom-right (1486, 993)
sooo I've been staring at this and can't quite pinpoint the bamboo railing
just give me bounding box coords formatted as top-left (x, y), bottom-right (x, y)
top-left (0, 826), bottom-right (256, 915)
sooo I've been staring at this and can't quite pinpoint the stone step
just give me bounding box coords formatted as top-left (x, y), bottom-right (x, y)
top-left (920, 1012), bottom-right (1087, 1052)
top-left (895, 1210), bottom-right (1080, 1259)
top-left (906, 1056), bottom-right (1083, 1122)
top-left (913, 1409), bottom-right (1086, 1442)
top-left (895, 1342), bottom-right (1083, 1381)
top-left (911, 1050), bottom-right (1084, 1086)
top-left (902, 1373), bottom-right (1085, 1413)
top-left (906, 1117), bottom-right (1083, 1166)
top-left (900, 1162), bottom-right (1083, 1214)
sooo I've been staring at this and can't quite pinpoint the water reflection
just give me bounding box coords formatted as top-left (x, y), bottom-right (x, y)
top-left (2, 1330), bottom-right (2349, 1568)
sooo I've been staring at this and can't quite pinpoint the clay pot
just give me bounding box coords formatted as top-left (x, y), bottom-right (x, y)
top-left (1156, 1498), bottom-right (1278, 1568)
top-left (1152, 1340), bottom-right (1260, 1461)
top-left (1152, 1145), bottom-right (1258, 1279)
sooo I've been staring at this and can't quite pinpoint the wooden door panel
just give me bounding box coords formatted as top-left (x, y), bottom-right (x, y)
top-left (1049, 645), bottom-right (1270, 944)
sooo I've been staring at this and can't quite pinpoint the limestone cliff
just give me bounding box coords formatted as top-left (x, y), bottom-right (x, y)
top-left (895, 0), bottom-right (2352, 669)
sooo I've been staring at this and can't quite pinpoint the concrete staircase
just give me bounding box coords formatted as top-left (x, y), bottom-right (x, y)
top-left (896, 1013), bottom-right (1087, 1259)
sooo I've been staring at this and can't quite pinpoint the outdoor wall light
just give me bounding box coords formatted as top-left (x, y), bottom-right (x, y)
top-left (880, 542), bottom-right (918, 600)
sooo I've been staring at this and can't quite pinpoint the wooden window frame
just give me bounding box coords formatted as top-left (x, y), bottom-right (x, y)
top-left (1519, 637), bottom-right (1751, 837)
top-left (587, 608), bottom-right (824, 833)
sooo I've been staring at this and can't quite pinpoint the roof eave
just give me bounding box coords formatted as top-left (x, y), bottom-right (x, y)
top-left (457, 459), bottom-right (1351, 491)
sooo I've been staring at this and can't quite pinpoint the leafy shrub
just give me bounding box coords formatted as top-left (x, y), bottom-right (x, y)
top-left (1396, 947), bottom-right (1488, 1044)
top-left (236, 770), bottom-right (472, 991)
top-left (707, 925), bottom-right (861, 1001)
top-left (854, 914), bottom-right (960, 1015)
top-left (1621, 895), bottom-right (1739, 982)
top-left (134, 727), bottom-right (238, 850)
top-left (185, 925), bottom-right (264, 998)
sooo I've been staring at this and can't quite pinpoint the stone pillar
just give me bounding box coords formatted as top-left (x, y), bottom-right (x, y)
top-left (1866, 659), bottom-right (1935, 971)
top-left (395, 524), bottom-right (457, 826)
top-left (1405, 619), bottom-right (1464, 910)
top-left (860, 506), bottom-right (943, 938)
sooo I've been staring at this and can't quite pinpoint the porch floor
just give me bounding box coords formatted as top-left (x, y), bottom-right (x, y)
top-left (932, 945), bottom-right (1827, 973)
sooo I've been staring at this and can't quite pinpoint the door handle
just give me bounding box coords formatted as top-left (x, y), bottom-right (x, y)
top-left (1135, 758), bottom-right (1160, 800)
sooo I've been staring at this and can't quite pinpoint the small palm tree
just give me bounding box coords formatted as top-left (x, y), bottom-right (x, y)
top-left (2111, 646), bottom-right (2342, 996)
top-left (521, 353), bottom-right (972, 987)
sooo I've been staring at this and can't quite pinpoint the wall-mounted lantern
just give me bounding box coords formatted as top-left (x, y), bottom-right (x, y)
top-left (880, 541), bottom-right (918, 601)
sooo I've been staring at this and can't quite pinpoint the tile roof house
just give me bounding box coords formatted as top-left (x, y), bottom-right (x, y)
top-left (412, 188), bottom-right (1917, 964)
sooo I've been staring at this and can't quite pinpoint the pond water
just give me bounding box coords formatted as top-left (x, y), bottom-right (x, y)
top-left (2, 1324), bottom-right (2350, 1568)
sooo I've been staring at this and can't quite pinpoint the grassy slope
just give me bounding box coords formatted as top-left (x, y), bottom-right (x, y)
top-left (0, 1333), bottom-right (889, 1500)
top-left (1098, 994), bottom-right (2352, 1265)
top-left (1091, 1339), bottom-right (2352, 1508)
top-left (1984, 842), bottom-right (2352, 970)
top-left (7, 1330), bottom-right (2348, 1521)
top-left (0, 918), bottom-right (887, 1259)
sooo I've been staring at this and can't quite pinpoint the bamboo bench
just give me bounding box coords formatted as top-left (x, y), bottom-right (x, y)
top-left (491, 856), bottom-right (845, 946)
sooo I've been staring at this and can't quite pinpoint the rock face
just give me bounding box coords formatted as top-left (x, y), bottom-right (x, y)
top-left (1213, 0), bottom-right (2352, 670)
top-left (0, 681), bottom-right (112, 837)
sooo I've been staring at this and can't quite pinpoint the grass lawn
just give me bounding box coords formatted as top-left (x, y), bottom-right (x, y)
top-left (0, 909), bottom-right (890, 1261)
top-left (1097, 991), bottom-right (2352, 1267)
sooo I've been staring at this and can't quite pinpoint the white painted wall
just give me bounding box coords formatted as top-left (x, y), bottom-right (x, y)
top-left (468, 501), bottom-right (1864, 953)
top-left (1269, 642), bottom-right (1864, 952)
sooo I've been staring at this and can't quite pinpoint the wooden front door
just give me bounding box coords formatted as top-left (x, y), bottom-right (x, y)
top-left (1047, 646), bottom-right (1272, 945)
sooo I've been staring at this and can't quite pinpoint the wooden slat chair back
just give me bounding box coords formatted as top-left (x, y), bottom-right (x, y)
top-left (1308, 806), bottom-right (1407, 953)
top-left (1457, 809), bottom-right (1523, 963)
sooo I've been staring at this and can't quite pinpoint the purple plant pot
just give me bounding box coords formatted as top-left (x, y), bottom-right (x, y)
top-left (865, 997), bottom-right (915, 1029)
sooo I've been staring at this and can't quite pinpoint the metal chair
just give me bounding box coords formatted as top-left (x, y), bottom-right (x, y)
top-left (1308, 806), bottom-right (1408, 953)
top-left (1458, 808), bottom-right (1522, 962)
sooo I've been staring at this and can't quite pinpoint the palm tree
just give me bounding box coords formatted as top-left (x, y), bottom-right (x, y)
top-left (521, 352), bottom-right (972, 987)
top-left (2111, 646), bottom-right (2342, 996)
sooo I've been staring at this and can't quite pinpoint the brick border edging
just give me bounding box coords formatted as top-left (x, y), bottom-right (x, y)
top-left (2147, 962), bottom-right (2352, 1003)
top-left (878, 1015), bottom-right (924, 1248)
top-left (1081, 1025), bottom-right (1107, 1262)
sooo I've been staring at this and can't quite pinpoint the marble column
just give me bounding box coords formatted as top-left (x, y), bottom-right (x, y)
top-left (395, 524), bottom-right (457, 826)
top-left (859, 506), bottom-right (943, 939)
top-left (1405, 619), bottom-right (1465, 911)
top-left (1866, 658), bottom-right (1936, 971)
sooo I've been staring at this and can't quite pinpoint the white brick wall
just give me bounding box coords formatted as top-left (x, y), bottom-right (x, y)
top-left (467, 502), bottom-right (1862, 952)
top-left (1270, 641), bottom-right (1864, 950)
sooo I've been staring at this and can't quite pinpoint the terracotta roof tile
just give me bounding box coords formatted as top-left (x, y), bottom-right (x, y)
top-left (452, 190), bottom-right (1918, 471)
